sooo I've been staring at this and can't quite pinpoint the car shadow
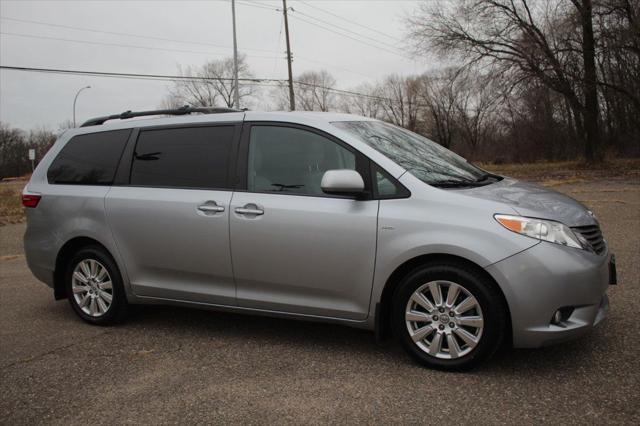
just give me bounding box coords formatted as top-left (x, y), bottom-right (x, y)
top-left (113, 303), bottom-right (607, 376)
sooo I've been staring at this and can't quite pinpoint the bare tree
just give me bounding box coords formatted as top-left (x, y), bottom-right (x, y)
top-left (57, 119), bottom-right (75, 134)
top-left (454, 74), bottom-right (501, 156)
top-left (378, 74), bottom-right (422, 132)
top-left (28, 127), bottom-right (57, 160)
top-left (407, 0), bottom-right (606, 162)
top-left (167, 54), bottom-right (255, 109)
top-left (418, 68), bottom-right (462, 149)
top-left (295, 70), bottom-right (337, 111)
top-left (338, 83), bottom-right (383, 118)
top-left (0, 122), bottom-right (26, 178)
top-left (0, 123), bottom-right (56, 178)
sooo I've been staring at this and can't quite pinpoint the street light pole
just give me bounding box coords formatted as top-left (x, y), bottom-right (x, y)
top-left (231, 0), bottom-right (240, 109)
top-left (73, 85), bottom-right (91, 127)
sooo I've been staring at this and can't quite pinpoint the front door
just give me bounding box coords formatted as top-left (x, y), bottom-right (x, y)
top-left (230, 124), bottom-right (378, 320)
top-left (106, 124), bottom-right (238, 305)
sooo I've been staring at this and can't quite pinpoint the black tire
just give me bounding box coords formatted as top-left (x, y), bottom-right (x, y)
top-left (392, 261), bottom-right (508, 371)
top-left (64, 245), bottom-right (129, 325)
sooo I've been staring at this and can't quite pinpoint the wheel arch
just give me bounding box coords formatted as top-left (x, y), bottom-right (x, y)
top-left (53, 237), bottom-right (112, 300)
top-left (375, 253), bottom-right (512, 345)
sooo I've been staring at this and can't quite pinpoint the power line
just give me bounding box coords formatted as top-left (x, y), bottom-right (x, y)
top-left (288, 14), bottom-right (410, 59)
top-left (235, 1), bottom-right (279, 12)
top-left (0, 31), bottom-right (372, 82)
top-left (295, 56), bottom-right (374, 79)
top-left (234, 0), bottom-right (408, 59)
top-left (0, 65), bottom-right (391, 101)
top-left (0, 31), bottom-right (281, 59)
top-left (270, 13), bottom-right (285, 79)
top-left (296, 0), bottom-right (401, 43)
top-left (0, 10), bottom-right (392, 78)
top-left (0, 16), bottom-right (277, 54)
top-left (293, 9), bottom-right (403, 52)
top-left (0, 65), bottom-right (285, 84)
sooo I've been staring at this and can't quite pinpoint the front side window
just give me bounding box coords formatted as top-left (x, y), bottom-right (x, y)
top-left (333, 121), bottom-right (486, 186)
top-left (130, 126), bottom-right (234, 189)
top-left (247, 126), bottom-right (356, 196)
top-left (47, 129), bottom-right (130, 185)
top-left (375, 167), bottom-right (405, 198)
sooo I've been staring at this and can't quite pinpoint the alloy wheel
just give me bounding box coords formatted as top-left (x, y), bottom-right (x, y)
top-left (405, 280), bottom-right (484, 359)
top-left (71, 259), bottom-right (113, 317)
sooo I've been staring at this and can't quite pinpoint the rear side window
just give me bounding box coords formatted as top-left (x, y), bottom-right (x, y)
top-left (130, 126), bottom-right (234, 189)
top-left (47, 129), bottom-right (130, 185)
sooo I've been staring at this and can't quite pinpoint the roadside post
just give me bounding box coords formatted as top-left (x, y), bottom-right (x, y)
top-left (28, 149), bottom-right (35, 172)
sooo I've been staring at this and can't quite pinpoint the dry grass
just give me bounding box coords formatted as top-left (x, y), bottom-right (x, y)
top-left (481, 158), bottom-right (640, 184)
top-left (0, 178), bottom-right (27, 226)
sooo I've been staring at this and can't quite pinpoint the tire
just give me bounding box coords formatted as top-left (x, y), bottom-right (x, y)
top-left (392, 262), bottom-right (507, 370)
top-left (64, 245), bottom-right (129, 325)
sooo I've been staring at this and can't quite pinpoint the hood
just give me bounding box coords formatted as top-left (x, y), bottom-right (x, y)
top-left (458, 177), bottom-right (597, 227)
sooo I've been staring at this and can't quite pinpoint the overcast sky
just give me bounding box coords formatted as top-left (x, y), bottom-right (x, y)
top-left (0, 0), bottom-right (427, 130)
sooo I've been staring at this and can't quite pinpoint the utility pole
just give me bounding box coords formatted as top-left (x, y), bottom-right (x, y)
top-left (282, 0), bottom-right (295, 110)
top-left (231, 0), bottom-right (240, 108)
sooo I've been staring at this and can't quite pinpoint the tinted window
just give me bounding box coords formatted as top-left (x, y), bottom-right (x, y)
top-left (130, 126), bottom-right (234, 189)
top-left (376, 170), bottom-right (398, 197)
top-left (373, 165), bottom-right (408, 198)
top-left (248, 126), bottom-right (355, 196)
top-left (47, 129), bottom-right (130, 185)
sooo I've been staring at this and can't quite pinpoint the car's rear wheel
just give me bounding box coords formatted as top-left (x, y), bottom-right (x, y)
top-left (65, 246), bottom-right (129, 325)
top-left (392, 262), bottom-right (507, 370)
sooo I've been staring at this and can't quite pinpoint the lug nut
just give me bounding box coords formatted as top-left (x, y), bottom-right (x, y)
top-left (449, 322), bottom-right (455, 328)
top-left (438, 307), bottom-right (445, 313)
top-left (438, 324), bottom-right (445, 330)
top-left (432, 315), bottom-right (438, 321)
top-left (449, 311), bottom-right (455, 317)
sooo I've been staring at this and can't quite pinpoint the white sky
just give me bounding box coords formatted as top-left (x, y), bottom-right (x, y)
top-left (0, 0), bottom-right (428, 130)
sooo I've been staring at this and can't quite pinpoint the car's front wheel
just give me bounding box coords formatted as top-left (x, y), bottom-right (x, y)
top-left (392, 262), bottom-right (507, 370)
top-left (65, 246), bottom-right (129, 325)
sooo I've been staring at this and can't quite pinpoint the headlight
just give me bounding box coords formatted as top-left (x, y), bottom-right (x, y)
top-left (494, 214), bottom-right (584, 249)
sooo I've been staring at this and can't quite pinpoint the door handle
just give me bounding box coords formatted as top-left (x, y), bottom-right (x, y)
top-left (197, 202), bottom-right (225, 214)
top-left (235, 206), bottom-right (264, 216)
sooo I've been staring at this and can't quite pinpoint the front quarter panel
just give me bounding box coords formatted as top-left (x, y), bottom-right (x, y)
top-left (368, 172), bottom-right (540, 327)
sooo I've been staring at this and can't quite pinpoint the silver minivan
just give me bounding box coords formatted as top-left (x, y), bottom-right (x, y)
top-left (23, 108), bottom-right (615, 370)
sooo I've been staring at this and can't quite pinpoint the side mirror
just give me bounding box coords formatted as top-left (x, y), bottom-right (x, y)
top-left (321, 169), bottom-right (365, 196)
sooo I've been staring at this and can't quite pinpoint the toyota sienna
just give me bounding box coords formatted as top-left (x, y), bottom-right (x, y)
top-left (22, 107), bottom-right (616, 370)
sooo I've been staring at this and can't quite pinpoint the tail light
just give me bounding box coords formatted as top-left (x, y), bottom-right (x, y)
top-left (22, 194), bottom-right (41, 208)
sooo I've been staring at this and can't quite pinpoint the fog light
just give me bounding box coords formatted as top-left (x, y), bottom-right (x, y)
top-left (552, 310), bottom-right (563, 325)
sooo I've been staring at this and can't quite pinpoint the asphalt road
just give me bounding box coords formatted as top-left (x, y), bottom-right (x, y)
top-left (1, 180), bottom-right (639, 424)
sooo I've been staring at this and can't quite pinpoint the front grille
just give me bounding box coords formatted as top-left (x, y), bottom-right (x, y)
top-left (572, 224), bottom-right (606, 255)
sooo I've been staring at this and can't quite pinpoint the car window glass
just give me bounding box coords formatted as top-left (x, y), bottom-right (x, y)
top-left (130, 126), bottom-right (234, 189)
top-left (247, 126), bottom-right (356, 196)
top-left (47, 129), bottom-right (130, 185)
top-left (376, 170), bottom-right (399, 197)
top-left (333, 120), bottom-right (484, 185)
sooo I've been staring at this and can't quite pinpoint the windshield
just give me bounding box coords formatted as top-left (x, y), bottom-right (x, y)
top-left (333, 120), bottom-right (486, 185)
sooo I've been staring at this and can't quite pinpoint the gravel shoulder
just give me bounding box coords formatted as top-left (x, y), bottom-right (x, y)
top-left (1, 179), bottom-right (639, 424)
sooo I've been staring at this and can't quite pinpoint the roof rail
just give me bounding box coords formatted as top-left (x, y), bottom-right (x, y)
top-left (80, 105), bottom-right (242, 127)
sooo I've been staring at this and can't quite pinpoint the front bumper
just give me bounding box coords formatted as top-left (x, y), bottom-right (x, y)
top-left (486, 242), bottom-right (611, 348)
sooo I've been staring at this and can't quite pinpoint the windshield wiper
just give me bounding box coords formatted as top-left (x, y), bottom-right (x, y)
top-left (270, 183), bottom-right (304, 192)
top-left (430, 179), bottom-right (481, 188)
top-left (475, 173), bottom-right (490, 182)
